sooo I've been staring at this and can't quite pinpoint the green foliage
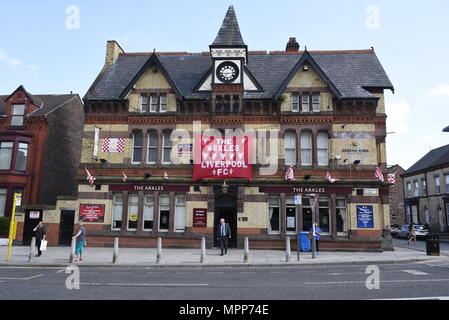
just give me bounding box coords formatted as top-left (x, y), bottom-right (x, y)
top-left (0, 217), bottom-right (11, 237)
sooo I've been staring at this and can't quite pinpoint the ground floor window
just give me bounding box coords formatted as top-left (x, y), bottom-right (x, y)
top-left (159, 195), bottom-right (170, 231)
top-left (319, 197), bottom-right (330, 234)
top-left (143, 195), bottom-right (154, 230)
top-left (268, 197), bottom-right (280, 233)
top-left (302, 196), bottom-right (313, 232)
top-left (112, 194), bottom-right (123, 230)
top-left (286, 197), bottom-right (296, 233)
top-left (128, 194), bottom-right (139, 230)
top-left (0, 188), bottom-right (6, 217)
top-left (174, 195), bottom-right (186, 232)
top-left (336, 198), bottom-right (347, 234)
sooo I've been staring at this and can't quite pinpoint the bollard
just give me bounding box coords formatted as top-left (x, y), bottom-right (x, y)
top-left (156, 237), bottom-right (162, 264)
top-left (285, 236), bottom-right (291, 262)
top-left (69, 237), bottom-right (76, 264)
top-left (200, 237), bottom-right (206, 263)
top-left (28, 237), bottom-right (36, 262)
top-left (113, 237), bottom-right (119, 264)
top-left (244, 237), bottom-right (249, 263)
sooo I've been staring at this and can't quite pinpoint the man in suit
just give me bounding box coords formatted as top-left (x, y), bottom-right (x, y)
top-left (217, 218), bottom-right (231, 256)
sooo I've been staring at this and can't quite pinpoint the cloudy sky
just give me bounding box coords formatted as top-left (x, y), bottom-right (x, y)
top-left (0, 0), bottom-right (448, 170)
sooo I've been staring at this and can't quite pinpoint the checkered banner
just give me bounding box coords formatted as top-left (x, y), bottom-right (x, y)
top-left (102, 138), bottom-right (125, 153)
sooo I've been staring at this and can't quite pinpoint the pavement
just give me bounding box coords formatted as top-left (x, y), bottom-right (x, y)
top-left (1, 243), bottom-right (447, 268)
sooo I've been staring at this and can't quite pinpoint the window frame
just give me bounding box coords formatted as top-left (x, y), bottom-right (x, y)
top-left (336, 198), bottom-right (348, 235)
top-left (291, 94), bottom-right (299, 112)
top-left (140, 95), bottom-right (148, 112)
top-left (0, 141), bottom-right (14, 171)
top-left (11, 104), bottom-right (26, 126)
top-left (131, 131), bottom-right (143, 164)
top-left (268, 197), bottom-right (280, 234)
top-left (158, 195), bottom-right (170, 232)
top-left (127, 194), bottom-right (139, 231)
top-left (111, 194), bottom-right (123, 231)
top-left (300, 131), bottom-right (313, 166)
top-left (174, 195), bottom-right (186, 232)
top-left (312, 94), bottom-right (320, 112)
top-left (150, 95), bottom-right (158, 113)
top-left (159, 94), bottom-right (168, 113)
top-left (301, 95), bottom-right (310, 112)
top-left (143, 194), bottom-right (154, 231)
top-left (284, 131), bottom-right (296, 166)
top-left (317, 132), bottom-right (329, 167)
top-left (15, 142), bottom-right (28, 172)
top-left (146, 130), bottom-right (158, 164)
top-left (162, 130), bottom-right (172, 165)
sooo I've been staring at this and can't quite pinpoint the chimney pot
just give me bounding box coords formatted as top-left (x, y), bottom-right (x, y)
top-left (286, 37), bottom-right (299, 52)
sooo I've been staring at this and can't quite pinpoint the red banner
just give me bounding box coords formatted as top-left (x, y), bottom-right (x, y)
top-left (193, 134), bottom-right (253, 181)
top-left (79, 204), bottom-right (105, 223)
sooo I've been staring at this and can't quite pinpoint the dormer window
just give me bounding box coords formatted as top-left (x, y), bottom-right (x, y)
top-left (301, 95), bottom-right (309, 112)
top-left (11, 104), bottom-right (25, 126)
top-left (150, 95), bottom-right (158, 113)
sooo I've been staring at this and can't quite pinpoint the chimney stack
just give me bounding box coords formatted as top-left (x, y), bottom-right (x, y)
top-left (286, 37), bottom-right (299, 52)
top-left (105, 40), bottom-right (124, 66)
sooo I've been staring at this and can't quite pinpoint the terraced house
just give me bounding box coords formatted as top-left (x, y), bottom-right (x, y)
top-left (51, 6), bottom-right (394, 251)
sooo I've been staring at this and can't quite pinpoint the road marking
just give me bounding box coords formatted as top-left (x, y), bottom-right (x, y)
top-left (207, 272), bottom-right (224, 274)
top-left (402, 270), bottom-right (429, 275)
top-left (0, 266), bottom-right (61, 269)
top-left (305, 278), bottom-right (449, 285)
top-left (80, 282), bottom-right (209, 287)
top-left (175, 272), bottom-right (191, 275)
top-left (239, 272), bottom-right (255, 274)
top-left (380, 296), bottom-right (449, 301)
top-left (270, 271), bottom-right (287, 274)
top-left (0, 274), bottom-right (43, 281)
top-left (55, 269), bottom-right (65, 274)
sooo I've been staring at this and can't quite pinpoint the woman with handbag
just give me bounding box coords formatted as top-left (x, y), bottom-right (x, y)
top-left (33, 222), bottom-right (46, 257)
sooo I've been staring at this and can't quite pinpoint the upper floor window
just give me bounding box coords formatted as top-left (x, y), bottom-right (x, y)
top-left (300, 131), bottom-right (312, 166)
top-left (147, 130), bottom-right (158, 164)
top-left (421, 179), bottom-right (427, 196)
top-left (132, 131), bottom-right (143, 163)
top-left (301, 95), bottom-right (310, 112)
top-left (317, 132), bottom-right (329, 166)
top-left (140, 96), bottom-right (148, 112)
top-left (284, 131), bottom-right (296, 165)
top-left (0, 188), bottom-right (7, 217)
top-left (150, 95), bottom-right (158, 113)
top-left (445, 175), bottom-right (449, 193)
top-left (414, 180), bottom-right (419, 197)
top-left (435, 176), bottom-right (441, 194)
top-left (159, 95), bottom-right (167, 113)
top-left (11, 104), bottom-right (25, 126)
top-left (312, 94), bottom-right (320, 112)
top-left (406, 182), bottom-right (412, 193)
top-left (162, 130), bottom-right (172, 164)
top-left (15, 143), bottom-right (28, 171)
top-left (291, 94), bottom-right (299, 112)
top-left (0, 142), bottom-right (13, 170)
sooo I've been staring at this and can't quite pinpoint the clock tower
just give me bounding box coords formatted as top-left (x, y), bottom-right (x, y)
top-left (209, 5), bottom-right (247, 86)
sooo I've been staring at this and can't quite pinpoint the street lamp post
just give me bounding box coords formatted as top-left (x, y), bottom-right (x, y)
top-left (310, 194), bottom-right (317, 259)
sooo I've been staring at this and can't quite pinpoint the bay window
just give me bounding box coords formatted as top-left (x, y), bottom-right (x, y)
top-left (0, 142), bottom-right (13, 170)
top-left (15, 143), bottom-right (28, 171)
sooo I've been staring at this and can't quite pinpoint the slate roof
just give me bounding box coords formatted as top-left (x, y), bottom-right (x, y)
top-left (0, 93), bottom-right (81, 117)
top-left (211, 5), bottom-right (245, 47)
top-left (85, 50), bottom-right (394, 101)
top-left (403, 144), bottom-right (449, 176)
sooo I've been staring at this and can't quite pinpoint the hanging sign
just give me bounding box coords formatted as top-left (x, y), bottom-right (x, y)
top-left (193, 134), bottom-right (254, 181)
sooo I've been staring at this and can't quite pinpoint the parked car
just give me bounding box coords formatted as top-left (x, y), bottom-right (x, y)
top-left (396, 224), bottom-right (429, 240)
top-left (390, 224), bottom-right (400, 238)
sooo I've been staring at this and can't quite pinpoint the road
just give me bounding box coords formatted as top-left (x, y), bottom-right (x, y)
top-left (393, 237), bottom-right (449, 256)
top-left (1, 260), bottom-right (449, 301)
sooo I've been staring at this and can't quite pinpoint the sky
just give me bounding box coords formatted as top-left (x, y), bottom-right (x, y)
top-left (0, 0), bottom-right (448, 170)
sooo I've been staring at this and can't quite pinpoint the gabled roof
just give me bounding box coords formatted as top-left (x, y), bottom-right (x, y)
top-left (403, 144), bottom-right (449, 176)
top-left (211, 5), bottom-right (245, 47)
top-left (4, 85), bottom-right (44, 108)
top-left (85, 49), bottom-right (394, 101)
top-left (0, 91), bottom-right (81, 118)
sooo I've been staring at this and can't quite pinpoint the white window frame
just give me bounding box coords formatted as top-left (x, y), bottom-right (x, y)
top-left (111, 194), bottom-right (123, 230)
top-left (140, 95), bottom-right (148, 112)
top-left (0, 141), bottom-right (13, 170)
top-left (143, 194), bottom-right (154, 231)
top-left (174, 195), bottom-right (186, 232)
top-left (11, 104), bottom-right (25, 126)
top-left (312, 94), bottom-right (320, 112)
top-left (336, 198), bottom-right (348, 235)
top-left (318, 197), bottom-right (331, 235)
top-left (317, 132), bottom-right (329, 167)
top-left (300, 131), bottom-right (313, 166)
top-left (127, 194), bottom-right (139, 231)
top-left (150, 95), bottom-right (158, 113)
top-left (301, 95), bottom-right (310, 112)
top-left (435, 176), bottom-right (440, 194)
top-left (162, 131), bottom-right (172, 165)
top-left (291, 94), bottom-right (299, 112)
top-left (268, 197), bottom-right (280, 234)
top-left (132, 131), bottom-right (143, 164)
top-left (445, 175), bottom-right (449, 193)
top-left (159, 94), bottom-right (167, 113)
top-left (284, 131), bottom-right (296, 166)
top-left (414, 181), bottom-right (419, 197)
top-left (147, 130), bottom-right (158, 164)
top-left (159, 195), bottom-right (170, 232)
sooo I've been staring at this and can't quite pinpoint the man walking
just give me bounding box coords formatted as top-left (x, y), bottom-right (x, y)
top-left (217, 218), bottom-right (231, 256)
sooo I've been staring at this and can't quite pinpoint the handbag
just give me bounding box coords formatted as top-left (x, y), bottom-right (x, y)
top-left (40, 240), bottom-right (48, 251)
top-left (307, 232), bottom-right (312, 240)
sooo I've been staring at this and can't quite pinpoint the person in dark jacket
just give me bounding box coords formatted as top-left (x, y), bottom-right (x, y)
top-left (33, 222), bottom-right (46, 257)
top-left (216, 218), bottom-right (231, 256)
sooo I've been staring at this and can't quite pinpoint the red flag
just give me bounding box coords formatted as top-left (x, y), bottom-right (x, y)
top-left (375, 167), bottom-right (385, 182)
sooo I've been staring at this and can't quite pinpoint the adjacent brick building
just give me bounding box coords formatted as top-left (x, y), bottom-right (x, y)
top-left (0, 85), bottom-right (84, 244)
top-left (34, 6), bottom-right (395, 251)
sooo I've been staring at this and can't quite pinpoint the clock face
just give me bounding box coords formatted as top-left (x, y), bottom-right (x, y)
top-left (216, 61), bottom-right (239, 83)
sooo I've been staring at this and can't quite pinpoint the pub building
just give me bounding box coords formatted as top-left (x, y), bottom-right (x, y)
top-left (50, 6), bottom-right (394, 251)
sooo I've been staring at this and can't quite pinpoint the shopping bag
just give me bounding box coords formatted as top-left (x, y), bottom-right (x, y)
top-left (40, 240), bottom-right (48, 251)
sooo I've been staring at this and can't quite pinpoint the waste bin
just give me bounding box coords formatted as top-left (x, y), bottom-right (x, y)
top-left (426, 234), bottom-right (440, 256)
top-left (298, 232), bottom-right (311, 252)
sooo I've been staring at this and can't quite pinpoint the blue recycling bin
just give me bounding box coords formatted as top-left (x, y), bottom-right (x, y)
top-left (298, 232), bottom-right (311, 252)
